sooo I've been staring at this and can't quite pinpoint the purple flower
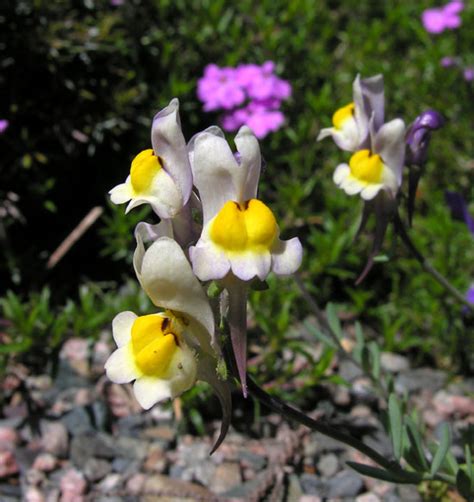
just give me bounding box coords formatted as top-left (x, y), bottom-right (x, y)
top-left (222, 103), bottom-right (285, 138)
top-left (421, 1), bottom-right (464, 34)
top-left (445, 191), bottom-right (474, 236)
top-left (406, 109), bottom-right (445, 166)
top-left (440, 56), bottom-right (456, 67)
top-left (197, 65), bottom-right (245, 112)
top-left (463, 67), bottom-right (474, 82)
top-left (110, 0), bottom-right (124, 5)
top-left (467, 286), bottom-right (474, 305)
top-left (0, 120), bottom-right (9, 134)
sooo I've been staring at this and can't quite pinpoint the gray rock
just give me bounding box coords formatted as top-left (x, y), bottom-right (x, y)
top-left (70, 432), bottom-right (116, 468)
top-left (327, 469), bottom-right (364, 498)
top-left (381, 352), bottom-right (409, 373)
top-left (83, 458), bottom-right (112, 482)
top-left (115, 436), bottom-right (149, 460)
top-left (395, 368), bottom-right (447, 394)
top-left (339, 360), bottom-right (363, 381)
top-left (300, 473), bottom-right (327, 496)
top-left (317, 453), bottom-right (339, 478)
top-left (91, 401), bottom-right (109, 431)
top-left (209, 462), bottom-right (240, 494)
top-left (112, 457), bottom-right (141, 475)
top-left (286, 474), bottom-right (303, 500)
top-left (237, 450), bottom-right (267, 471)
top-left (62, 407), bottom-right (94, 436)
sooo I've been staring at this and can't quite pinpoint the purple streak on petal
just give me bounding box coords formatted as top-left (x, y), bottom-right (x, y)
top-left (0, 120), bottom-right (9, 134)
top-left (445, 191), bottom-right (474, 236)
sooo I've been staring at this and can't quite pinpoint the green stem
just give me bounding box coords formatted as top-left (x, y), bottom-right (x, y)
top-left (246, 375), bottom-right (403, 474)
top-left (394, 212), bottom-right (472, 310)
top-left (294, 272), bottom-right (387, 398)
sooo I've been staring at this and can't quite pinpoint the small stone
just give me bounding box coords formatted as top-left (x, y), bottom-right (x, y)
top-left (286, 474), bottom-right (303, 500)
top-left (433, 390), bottom-right (474, 418)
top-left (380, 353), bottom-right (409, 373)
top-left (126, 472), bottom-right (146, 495)
top-left (143, 443), bottom-right (167, 473)
top-left (115, 435), bottom-right (149, 460)
top-left (356, 493), bottom-right (382, 502)
top-left (327, 469), bottom-right (364, 498)
top-left (142, 425), bottom-right (176, 445)
top-left (143, 474), bottom-right (216, 499)
top-left (300, 473), bottom-right (327, 496)
top-left (0, 449), bottom-right (20, 477)
top-left (26, 468), bottom-right (46, 486)
top-left (317, 453), bottom-right (339, 478)
top-left (62, 407), bottom-right (93, 436)
top-left (208, 461), bottom-right (241, 494)
top-left (59, 469), bottom-right (87, 500)
top-left (33, 453), bottom-right (58, 472)
top-left (339, 360), bottom-right (363, 381)
top-left (299, 496), bottom-right (322, 502)
top-left (237, 450), bottom-right (267, 471)
top-left (82, 458), bottom-right (112, 482)
top-left (333, 387), bottom-right (351, 407)
top-left (112, 457), bottom-right (140, 475)
top-left (97, 473), bottom-right (122, 494)
top-left (395, 368), bottom-right (447, 395)
top-left (40, 421), bottom-right (69, 458)
top-left (24, 486), bottom-right (46, 502)
top-left (0, 427), bottom-right (18, 447)
top-left (70, 432), bottom-right (116, 468)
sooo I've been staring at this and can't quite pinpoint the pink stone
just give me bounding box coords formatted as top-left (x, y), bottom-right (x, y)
top-left (60, 469), bottom-right (87, 502)
top-left (41, 422), bottom-right (69, 457)
top-left (0, 426), bottom-right (18, 446)
top-left (24, 487), bottom-right (46, 502)
top-left (126, 473), bottom-right (146, 495)
top-left (33, 453), bottom-right (58, 472)
top-left (0, 449), bottom-right (19, 477)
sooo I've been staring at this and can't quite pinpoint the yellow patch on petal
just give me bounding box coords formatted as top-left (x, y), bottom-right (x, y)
top-left (332, 103), bottom-right (355, 130)
top-left (131, 314), bottom-right (180, 377)
top-left (130, 149), bottom-right (162, 195)
top-left (349, 149), bottom-right (383, 184)
top-left (209, 199), bottom-right (278, 254)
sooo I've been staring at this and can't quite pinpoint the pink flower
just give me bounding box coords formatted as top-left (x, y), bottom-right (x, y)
top-left (197, 64), bottom-right (245, 111)
top-left (464, 67), bottom-right (474, 81)
top-left (0, 120), bottom-right (9, 134)
top-left (223, 103), bottom-right (285, 138)
top-left (440, 56), bottom-right (456, 67)
top-left (421, 1), bottom-right (464, 34)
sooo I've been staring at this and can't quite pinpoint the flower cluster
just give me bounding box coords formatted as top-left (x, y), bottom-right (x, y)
top-left (317, 75), bottom-right (443, 280)
top-left (106, 99), bottom-right (302, 444)
top-left (0, 120), bottom-right (9, 134)
top-left (197, 62), bottom-right (291, 138)
top-left (421, 1), bottom-right (464, 34)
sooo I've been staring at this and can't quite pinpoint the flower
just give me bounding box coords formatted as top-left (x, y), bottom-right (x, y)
top-left (406, 110), bottom-right (445, 167)
top-left (189, 126), bottom-right (302, 282)
top-left (0, 120), bottom-right (9, 134)
top-left (463, 67), bottom-right (474, 82)
top-left (106, 236), bottom-right (216, 410)
top-left (421, 1), bottom-right (464, 34)
top-left (467, 286), bottom-right (474, 305)
top-left (333, 118), bottom-right (406, 201)
top-left (109, 98), bottom-right (192, 218)
top-left (197, 62), bottom-right (291, 138)
top-left (445, 191), bottom-right (474, 236)
top-left (317, 74), bottom-right (385, 152)
top-left (440, 56), bottom-right (456, 67)
top-left (197, 65), bottom-right (245, 112)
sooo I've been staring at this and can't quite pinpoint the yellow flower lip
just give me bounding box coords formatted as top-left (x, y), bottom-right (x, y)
top-left (349, 149), bottom-right (383, 184)
top-left (130, 149), bottom-right (162, 195)
top-left (209, 199), bottom-right (278, 254)
top-left (332, 103), bottom-right (355, 130)
top-left (131, 313), bottom-right (181, 377)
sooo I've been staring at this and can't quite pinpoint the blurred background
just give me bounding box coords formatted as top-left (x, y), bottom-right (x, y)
top-left (1, 0), bottom-right (473, 389)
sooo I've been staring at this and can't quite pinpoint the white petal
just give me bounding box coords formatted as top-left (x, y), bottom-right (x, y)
top-left (230, 251), bottom-right (271, 281)
top-left (342, 177), bottom-right (364, 195)
top-left (147, 168), bottom-right (183, 218)
top-left (332, 121), bottom-right (360, 152)
top-left (189, 241), bottom-right (230, 281)
top-left (333, 164), bottom-right (350, 185)
top-left (112, 311), bottom-right (136, 347)
top-left (109, 182), bottom-right (132, 205)
top-left (353, 74), bottom-right (369, 146)
top-left (139, 237), bottom-right (215, 341)
top-left (105, 345), bottom-right (139, 384)
top-left (192, 132), bottom-right (239, 224)
top-left (360, 74), bottom-right (384, 131)
top-left (271, 237), bottom-right (303, 276)
top-left (360, 184), bottom-right (383, 200)
top-left (235, 126), bottom-right (261, 201)
top-left (133, 377), bottom-right (172, 410)
top-left (166, 344), bottom-right (198, 396)
top-left (316, 127), bottom-right (334, 142)
top-left (188, 125), bottom-right (225, 168)
top-left (151, 98), bottom-right (193, 205)
top-left (374, 118), bottom-right (406, 188)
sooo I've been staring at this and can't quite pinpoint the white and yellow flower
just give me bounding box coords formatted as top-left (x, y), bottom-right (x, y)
top-left (333, 118), bottom-right (406, 200)
top-left (189, 126), bottom-right (302, 282)
top-left (109, 98), bottom-right (193, 218)
top-left (105, 237), bottom-right (216, 409)
top-left (317, 74), bottom-right (385, 152)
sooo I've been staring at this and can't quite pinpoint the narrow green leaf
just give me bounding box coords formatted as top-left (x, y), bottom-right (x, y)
top-left (430, 423), bottom-right (451, 476)
top-left (347, 462), bottom-right (419, 484)
top-left (368, 341), bottom-right (381, 379)
top-left (456, 469), bottom-right (473, 500)
top-left (326, 303), bottom-right (342, 339)
top-left (303, 321), bottom-right (338, 349)
top-left (405, 417), bottom-right (429, 471)
top-left (443, 450), bottom-right (459, 476)
top-left (465, 444), bottom-right (473, 490)
top-left (388, 394), bottom-right (403, 461)
top-left (353, 322), bottom-right (365, 364)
